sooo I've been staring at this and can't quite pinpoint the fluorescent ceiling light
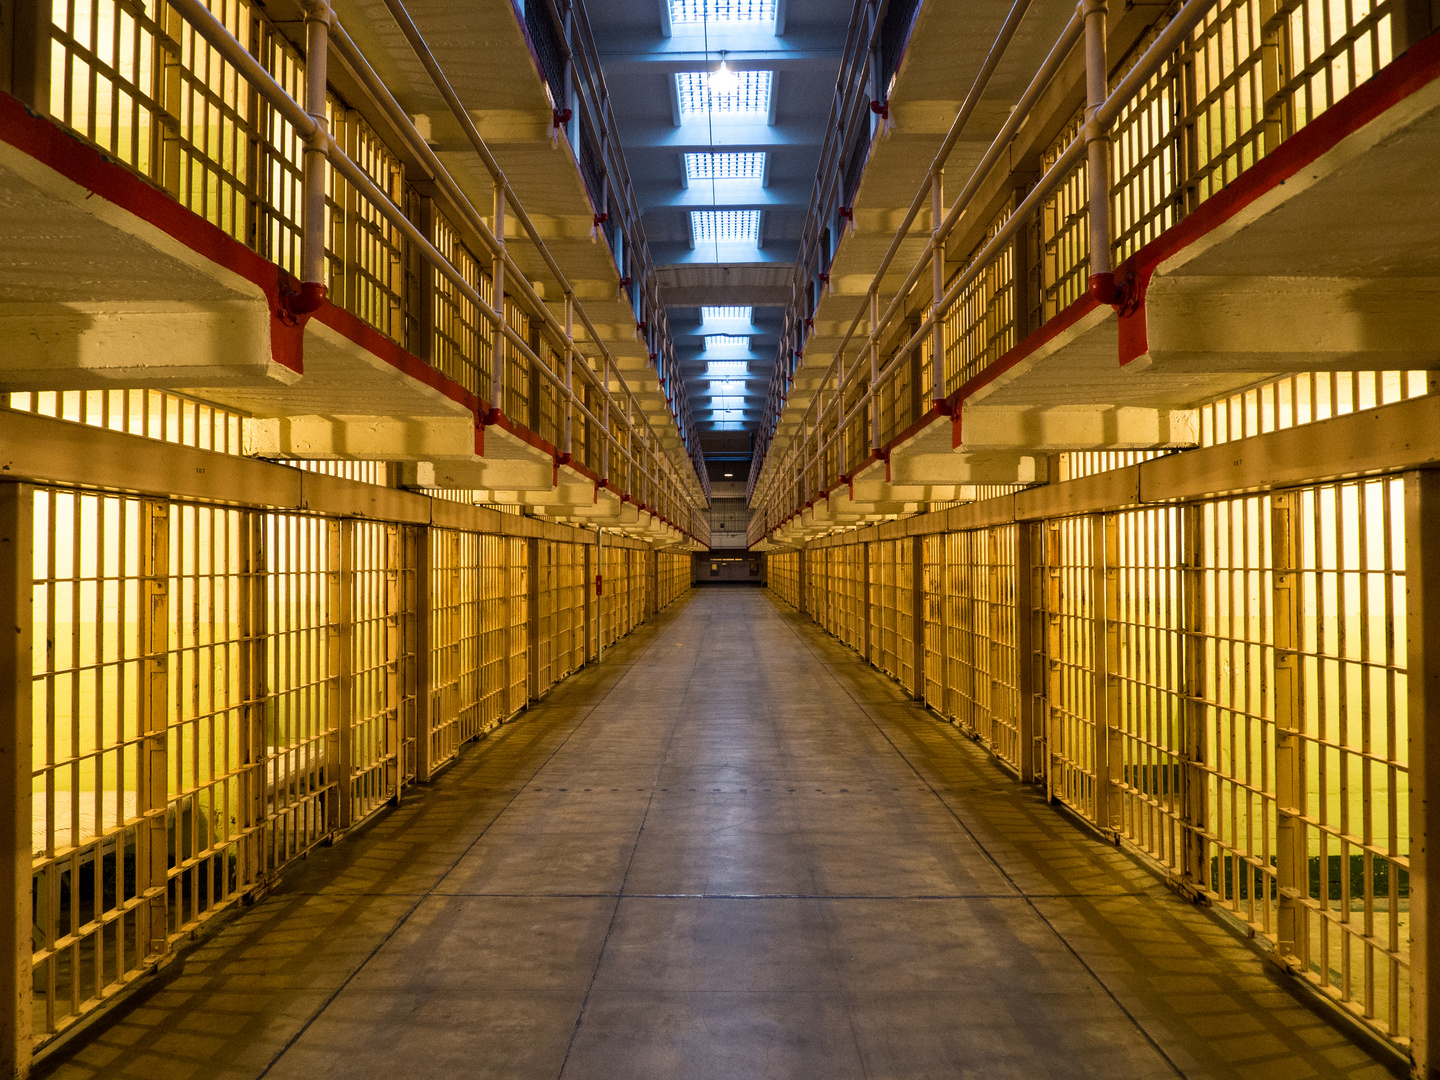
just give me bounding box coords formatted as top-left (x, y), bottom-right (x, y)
top-left (724, 472), bottom-right (734, 477)
top-left (691, 211), bottom-right (760, 244)
top-left (676, 71), bottom-right (773, 117)
top-left (669, 0), bottom-right (777, 23)
top-left (701, 305), bottom-right (753, 322)
top-left (685, 153), bottom-right (766, 181)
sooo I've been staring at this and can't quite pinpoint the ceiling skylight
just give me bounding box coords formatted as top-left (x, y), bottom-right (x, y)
top-left (670, 0), bottom-right (777, 23)
top-left (708, 379), bottom-right (745, 392)
top-left (701, 306), bottom-right (753, 323)
top-left (711, 397), bottom-right (745, 410)
top-left (691, 211), bottom-right (761, 244)
top-left (705, 361), bottom-right (749, 378)
top-left (704, 335), bottom-right (749, 350)
top-left (676, 71), bottom-right (773, 117)
top-left (685, 152), bottom-right (766, 181)
top-left (714, 410), bottom-right (747, 420)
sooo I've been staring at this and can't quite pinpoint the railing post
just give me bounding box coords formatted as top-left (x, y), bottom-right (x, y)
top-left (929, 170), bottom-right (945, 404)
top-left (407, 190), bottom-right (436, 365)
top-left (1408, 469), bottom-right (1440, 1078)
top-left (491, 182), bottom-right (507, 415)
top-left (0, 483), bottom-right (33, 1080)
top-left (301, 0), bottom-right (331, 305)
top-left (564, 294), bottom-right (575, 457)
top-left (1082, 0), bottom-right (1115, 299)
top-left (868, 290), bottom-right (880, 452)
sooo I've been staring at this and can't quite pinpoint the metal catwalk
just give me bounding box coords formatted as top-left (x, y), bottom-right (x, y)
top-left (38, 589), bottom-right (1395, 1079)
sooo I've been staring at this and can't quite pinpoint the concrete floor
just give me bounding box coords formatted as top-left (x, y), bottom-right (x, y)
top-left (40, 589), bottom-right (1398, 1080)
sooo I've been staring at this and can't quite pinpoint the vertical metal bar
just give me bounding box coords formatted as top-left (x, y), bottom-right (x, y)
top-left (239, 510), bottom-right (268, 892)
top-left (139, 499), bottom-right (169, 958)
top-left (595, 526), bottom-right (604, 662)
top-left (1409, 471), bottom-right (1440, 1073)
top-left (1100, 513), bottom-right (1121, 832)
top-left (414, 525), bottom-right (433, 782)
top-left (384, 523), bottom-right (402, 802)
top-left (863, 540), bottom-right (874, 664)
top-left (1272, 492), bottom-right (1304, 963)
top-left (1179, 502), bottom-right (1208, 894)
top-left (0, 484), bottom-right (33, 1079)
top-left (911, 534), bottom-right (925, 702)
top-left (1015, 522), bottom-right (1038, 783)
top-left (527, 537), bottom-right (540, 702)
top-left (326, 519), bottom-right (354, 832)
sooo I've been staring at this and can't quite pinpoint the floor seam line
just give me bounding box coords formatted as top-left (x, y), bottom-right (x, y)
top-left (554, 596), bottom-right (707, 1080)
top-left (253, 604), bottom-right (689, 1080)
top-left (762, 592), bottom-right (1191, 1080)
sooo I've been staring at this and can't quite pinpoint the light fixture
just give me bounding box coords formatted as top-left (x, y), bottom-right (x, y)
top-left (724, 472), bottom-right (734, 477)
top-left (711, 51), bottom-right (740, 95)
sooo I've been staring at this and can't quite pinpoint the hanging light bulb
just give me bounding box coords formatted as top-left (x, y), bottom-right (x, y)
top-left (710, 51), bottom-right (740, 94)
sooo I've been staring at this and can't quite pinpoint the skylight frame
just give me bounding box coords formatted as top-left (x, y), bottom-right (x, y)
top-left (690, 211), bottom-right (761, 246)
top-left (684, 152), bottom-right (767, 182)
top-left (669, 0), bottom-right (778, 23)
top-left (704, 361), bottom-right (750, 378)
top-left (703, 334), bottom-right (749, 350)
top-left (675, 71), bottom-right (773, 117)
top-left (701, 306), bottom-right (753, 323)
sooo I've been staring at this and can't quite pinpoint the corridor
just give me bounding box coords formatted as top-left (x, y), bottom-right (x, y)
top-left (39, 589), bottom-right (1395, 1080)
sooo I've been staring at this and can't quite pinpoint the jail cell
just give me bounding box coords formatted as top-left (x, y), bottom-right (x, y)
top-left (771, 472), bottom-right (1413, 1045)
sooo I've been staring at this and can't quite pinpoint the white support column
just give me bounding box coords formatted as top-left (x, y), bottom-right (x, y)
top-left (299, 0), bottom-right (331, 308)
top-left (1408, 470), bottom-right (1440, 1078)
top-left (1082, 0), bottom-right (1115, 299)
top-left (0, 484), bottom-right (33, 1080)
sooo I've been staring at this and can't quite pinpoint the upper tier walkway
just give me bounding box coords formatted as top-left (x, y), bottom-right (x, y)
top-left (36, 589), bottom-right (1395, 1080)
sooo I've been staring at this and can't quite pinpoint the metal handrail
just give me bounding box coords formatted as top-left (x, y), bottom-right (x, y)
top-left (537, 0), bottom-right (710, 495)
top-left (747, 0), bottom-right (1219, 530)
top-left (161, 0), bottom-right (709, 535)
top-left (747, 0), bottom-right (1044, 504)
